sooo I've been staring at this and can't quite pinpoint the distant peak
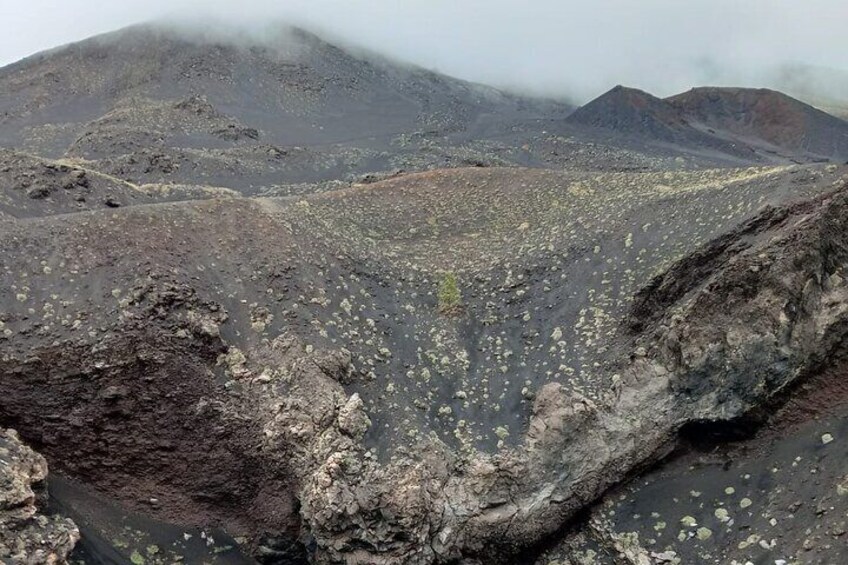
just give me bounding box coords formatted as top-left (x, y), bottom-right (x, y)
top-left (604, 84), bottom-right (655, 97)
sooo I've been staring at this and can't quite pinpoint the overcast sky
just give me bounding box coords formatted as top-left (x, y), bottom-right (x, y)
top-left (3, 0), bottom-right (847, 101)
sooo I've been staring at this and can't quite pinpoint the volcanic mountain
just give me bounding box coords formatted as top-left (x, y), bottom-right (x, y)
top-left (568, 84), bottom-right (848, 162)
top-left (668, 86), bottom-right (848, 159)
top-left (565, 85), bottom-right (693, 142)
top-left (0, 23), bottom-right (577, 191)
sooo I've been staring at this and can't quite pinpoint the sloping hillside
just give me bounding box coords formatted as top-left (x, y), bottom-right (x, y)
top-left (0, 24), bottom-right (577, 191)
top-left (566, 85), bottom-right (693, 142)
top-left (1, 158), bottom-right (846, 562)
top-left (668, 87), bottom-right (848, 159)
top-left (568, 85), bottom-right (848, 163)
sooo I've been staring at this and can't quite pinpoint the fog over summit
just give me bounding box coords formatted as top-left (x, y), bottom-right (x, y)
top-left (4, 0), bottom-right (848, 103)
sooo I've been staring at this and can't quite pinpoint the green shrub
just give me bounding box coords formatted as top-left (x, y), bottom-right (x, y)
top-left (437, 271), bottom-right (462, 315)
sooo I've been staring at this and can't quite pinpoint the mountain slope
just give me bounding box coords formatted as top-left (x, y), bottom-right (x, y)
top-left (565, 85), bottom-right (691, 142)
top-left (567, 85), bottom-right (848, 163)
top-left (0, 23), bottom-right (574, 191)
top-left (668, 86), bottom-right (848, 159)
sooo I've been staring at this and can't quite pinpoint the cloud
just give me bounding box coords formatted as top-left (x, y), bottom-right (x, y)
top-left (2, 0), bottom-right (847, 102)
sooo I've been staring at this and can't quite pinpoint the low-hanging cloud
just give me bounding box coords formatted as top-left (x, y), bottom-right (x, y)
top-left (3, 0), bottom-right (847, 103)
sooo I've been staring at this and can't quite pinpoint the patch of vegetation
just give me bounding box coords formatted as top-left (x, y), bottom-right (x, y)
top-left (437, 271), bottom-right (463, 316)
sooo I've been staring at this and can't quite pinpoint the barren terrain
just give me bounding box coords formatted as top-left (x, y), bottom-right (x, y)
top-left (1, 23), bottom-right (847, 565)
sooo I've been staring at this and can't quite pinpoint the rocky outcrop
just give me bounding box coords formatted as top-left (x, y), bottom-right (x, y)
top-left (0, 149), bottom-right (152, 218)
top-left (0, 428), bottom-right (79, 563)
top-left (287, 184), bottom-right (848, 562)
top-left (1, 163), bottom-right (845, 564)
